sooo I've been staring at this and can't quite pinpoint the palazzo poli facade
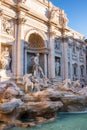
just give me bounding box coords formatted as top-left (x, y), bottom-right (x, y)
top-left (0, 0), bottom-right (86, 85)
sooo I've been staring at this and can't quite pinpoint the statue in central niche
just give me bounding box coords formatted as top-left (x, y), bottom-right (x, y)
top-left (31, 53), bottom-right (44, 78)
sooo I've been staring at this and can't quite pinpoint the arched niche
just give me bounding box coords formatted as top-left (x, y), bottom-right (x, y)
top-left (25, 29), bottom-right (47, 48)
top-left (28, 33), bottom-right (45, 49)
top-left (24, 30), bottom-right (48, 77)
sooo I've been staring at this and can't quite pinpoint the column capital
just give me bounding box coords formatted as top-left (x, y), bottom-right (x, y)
top-left (14, 17), bottom-right (26, 25)
top-left (50, 31), bottom-right (56, 37)
top-left (0, 9), bottom-right (4, 17)
top-left (16, 17), bottom-right (26, 25)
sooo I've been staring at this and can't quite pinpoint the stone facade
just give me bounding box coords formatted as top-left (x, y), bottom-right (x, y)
top-left (85, 40), bottom-right (87, 74)
top-left (0, 0), bottom-right (86, 85)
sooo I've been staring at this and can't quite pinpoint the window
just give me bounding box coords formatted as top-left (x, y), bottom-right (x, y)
top-left (55, 38), bottom-right (61, 50)
top-left (74, 66), bottom-right (77, 76)
top-left (68, 62), bottom-right (70, 77)
top-left (72, 45), bottom-right (75, 53)
top-left (80, 66), bottom-right (84, 77)
top-left (80, 48), bottom-right (83, 56)
top-left (73, 64), bottom-right (77, 76)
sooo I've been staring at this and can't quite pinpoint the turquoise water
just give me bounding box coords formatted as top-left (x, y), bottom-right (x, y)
top-left (10, 112), bottom-right (87, 130)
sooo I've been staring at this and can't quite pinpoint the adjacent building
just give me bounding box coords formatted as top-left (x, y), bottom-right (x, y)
top-left (0, 0), bottom-right (86, 85)
top-left (85, 39), bottom-right (87, 74)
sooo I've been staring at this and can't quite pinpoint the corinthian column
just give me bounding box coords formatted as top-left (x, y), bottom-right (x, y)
top-left (16, 16), bottom-right (26, 79)
top-left (0, 13), bottom-right (2, 55)
top-left (44, 53), bottom-right (47, 77)
top-left (49, 32), bottom-right (55, 80)
top-left (0, 10), bottom-right (3, 57)
top-left (62, 38), bottom-right (68, 80)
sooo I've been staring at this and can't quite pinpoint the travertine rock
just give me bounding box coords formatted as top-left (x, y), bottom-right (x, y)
top-left (61, 95), bottom-right (87, 112)
top-left (0, 98), bottom-right (23, 114)
top-left (78, 86), bottom-right (87, 96)
top-left (0, 79), bottom-right (87, 129)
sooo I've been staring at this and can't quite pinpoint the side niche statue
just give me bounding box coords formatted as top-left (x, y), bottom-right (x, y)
top-left (55, 59), bottom-right (60, 76)
top-left (31, 53), bottom-right (44, 78)
top-left (0, 47), bottom-right (11, 70)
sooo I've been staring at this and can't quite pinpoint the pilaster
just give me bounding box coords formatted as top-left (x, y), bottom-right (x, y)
top-left (83, 50), bottom-right (87, 83)
top-left (0, 10), bottom-right (2, 55)
top-left (49, 32), bottom-right (55, 80)
top-left (62, 38), bottom-right (68, 80)
top-left (0, 9), bottom-right (3, 42)
top-left (78, 50), bottom-right (80, 80)
top-left (44, 53), bottom-right (47, 77)
top-left (12, 20), bottom-right (18, 77)
top-left (16, 15), bottom-right (26, 79)
top-left (69, 47), bottom-right (73, 80)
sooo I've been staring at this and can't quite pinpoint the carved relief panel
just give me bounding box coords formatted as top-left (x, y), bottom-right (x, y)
top-left (54, 38), bottom-right (61, 50)
top-left (1, 17), bottom-right (14, 36)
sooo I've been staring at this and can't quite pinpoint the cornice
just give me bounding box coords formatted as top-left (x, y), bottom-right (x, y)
top-left (34, 0), bottom-right (49, 7)
top-left (1, 0), bottom-right (16, 9)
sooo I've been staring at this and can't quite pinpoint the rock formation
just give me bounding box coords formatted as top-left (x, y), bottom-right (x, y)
top-left (0, 77), bottom-right (87, 129)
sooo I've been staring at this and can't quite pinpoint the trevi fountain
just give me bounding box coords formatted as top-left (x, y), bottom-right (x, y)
top-left (0, 50), bottom-right (87, 130)
top-left (0, 0), bottom-right (87, 129)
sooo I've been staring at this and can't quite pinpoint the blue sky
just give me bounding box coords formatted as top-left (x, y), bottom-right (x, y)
top-left (50, 0), bottom-right (87, 38)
